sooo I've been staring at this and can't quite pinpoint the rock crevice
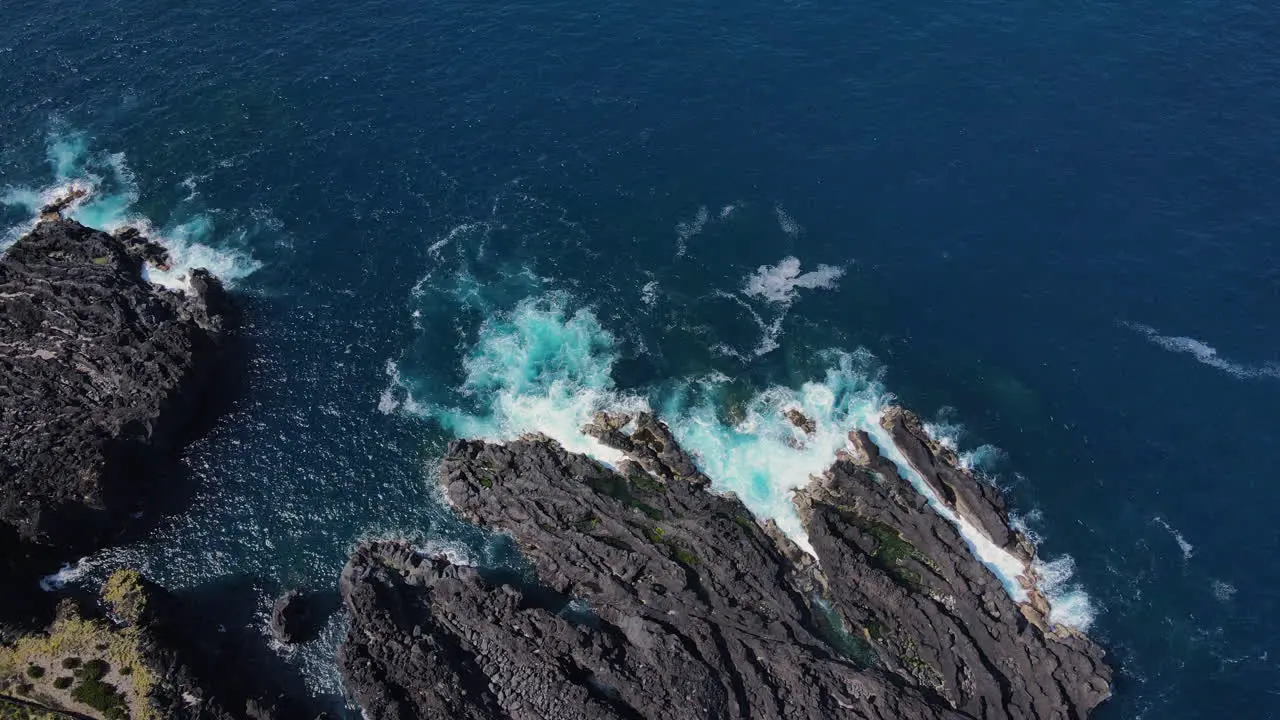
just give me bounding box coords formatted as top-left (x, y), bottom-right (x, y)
top-left (338, 411), bottom-right (1111, 719)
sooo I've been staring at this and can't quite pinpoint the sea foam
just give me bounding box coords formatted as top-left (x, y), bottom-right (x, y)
top-left (385, 284), bottom-right (1096, 630)
top-left (402, 293), bottom-right (648, 465)
top-left (1124, 322), bottom-right (1280, 381)
top-left (675, 205), bottom-right (709, 256)
top-left (720, 256), bottom-right (845, 357)
top-left (1, 129), bottom-right (261, 290)
top-left (663, 350), bottom-right (884, 555)
top-left (742, 256), bottom-right (844, 304)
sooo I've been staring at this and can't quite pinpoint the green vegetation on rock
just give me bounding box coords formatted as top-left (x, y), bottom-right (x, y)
top-left (838, 509), bottom-right (939, 591)
top-left (0, 589), bottom-right (159, 720)
top-left (585, 473), bottom-right (664, 520)
top-left (101, 570), bottom-right (148, 626)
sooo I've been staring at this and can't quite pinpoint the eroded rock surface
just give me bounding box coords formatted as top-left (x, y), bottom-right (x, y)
top-left (339, 412), bottom-right (1110, 719)
top-left (270, 590), bottom-right (320, 646)
top-left (798, 419), bottom-right (1112, 718)
top-left (0, 217), bottom-right (233, 550)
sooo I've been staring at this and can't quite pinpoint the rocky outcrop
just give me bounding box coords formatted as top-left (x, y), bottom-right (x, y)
top-left (0, 570), bottom-right (308, 720)
top-left (0, 216), bottom-right (234, 551)
top-left (269, 591), bottom-right (319, 646)
top-left (338, 412), bottom-right (1111, 719)
top-left (797, 421), bottom-right (1112, 717)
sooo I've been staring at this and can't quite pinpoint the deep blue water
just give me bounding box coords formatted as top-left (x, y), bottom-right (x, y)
top-left (3, 0), bottom-right (1280, 716)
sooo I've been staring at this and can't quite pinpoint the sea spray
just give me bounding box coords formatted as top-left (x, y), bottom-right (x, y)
top-left (389, 288), bottom-right (1097, 630)
top-left (408, 293), bottom-right (648, 464)
top-left (1, 129), bottom-right (261, 288)
top-left (661, 350), bottom-right (883, 555)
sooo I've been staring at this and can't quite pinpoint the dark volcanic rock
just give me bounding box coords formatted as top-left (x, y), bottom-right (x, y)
top-left (0, 217), bottom-right (233, 550)
top-left (341, 411), bottom-right (1111, 718)
top-left (270, 590), bottom-right (319, 645)
top-left (339, 428), bottom-right (959, 719)
top-left (338, 410), bottom-right (1109, 719)
top-left (797, 425), bottom-right (1112, 717)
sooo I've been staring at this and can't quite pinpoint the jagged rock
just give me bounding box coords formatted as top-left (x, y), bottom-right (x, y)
top-left (270, 590), bottom-right (318, 645)
top-left (879, 408), bottom-right (1017, 554)
top-left (338, 410), bottom-right (1112, 719)
top-left (797, 425), bottom-right (1111, 717)
top-left (0, 217), bottom-right (234, 551)
top-left (37, 188), bottom-right (86, 220)
top-left (785, 408), bottom-right (817, 434)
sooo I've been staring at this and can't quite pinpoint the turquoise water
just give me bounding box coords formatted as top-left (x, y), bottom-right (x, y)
top-left (4, 1), bottom-right (1280, 716)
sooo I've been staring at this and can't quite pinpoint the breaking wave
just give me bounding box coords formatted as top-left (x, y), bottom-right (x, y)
top-left (393, 293), bottom-right (649, 464)
top-left (662, 350), bottom-right (885, 554)
top-left (1, 129), bottom-right (261, 290)
top-left (382, 284), bottom-right (1095, 629)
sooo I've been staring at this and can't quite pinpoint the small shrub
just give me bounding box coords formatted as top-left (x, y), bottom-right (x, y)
top-left (53, 676), bottom-right (74, 690)
top-left (118, 665), bottom-right (132, 676)
top-left (75, 658), bottom-right (109, 681)
top-left (24, 665), bottom-right (44, 679)
top-left (71, 676), bottom-right (128, 720)
top-left (61, 656), bottom-right (82, 669)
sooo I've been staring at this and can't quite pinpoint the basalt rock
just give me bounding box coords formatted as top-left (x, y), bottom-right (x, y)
top-left (270, 590), bottom-right (320, 646)
top-left (796, 423), bottom-right (1112, 717)
top-left (0, 216), bottom-right (234, 551)
top-left (339, 412), bottom-right (1111, 719)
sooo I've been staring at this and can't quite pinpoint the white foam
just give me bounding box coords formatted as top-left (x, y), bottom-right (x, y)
top-left (712, 257), bottom-right (846, 358)
top-left (675, 206), bottom-right (709, 257)
top-left (719, 203), bottom-right (739, 219)
top-left (1035, 554), bottom-right (1097, 631)
top-left (713, 290), bottom-right (786, 357)
top-left (742, 256), bottom-right (844, 304)
top-left (1153, 516), bottom-right (1194, 560)
top-left (864, 415), bottom-right (1035, 601)
top-left (382, 279), bottom-right (1096, 631)
top-left (641, 280), bottom-right (659, 307)
top-left (1211, 579), bottom-right (1237, 603)
top-left (428, 221), bottom-right (487, 257)
top-left (1125, 322), bottom-right (1280, 380)
top-left (660, 352), bottom-right (1087, 625)
top-left (40, 557), bottom-right (94, 591)
top-left (664, 352), bottom-right (884, 555)
top-left (402, 293), bottom-right (649, 466)
top-left (378, 359), bottom-right (403, 414)
top-left (774, 203), bottom-right (803, 236)
top-left (2, 130), bottom-right (261, 290)
top-left (1011, 511), bottom-right (1096, 630)
top-left (414, 538), bottom-right (479, 567)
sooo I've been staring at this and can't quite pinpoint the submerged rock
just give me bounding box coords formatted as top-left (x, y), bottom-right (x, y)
top-left (338, 411), bottom-right (1111, 719)
top-left (0, 217), bottom-right (234, 551)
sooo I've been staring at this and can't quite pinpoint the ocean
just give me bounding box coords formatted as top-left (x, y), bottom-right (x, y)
top-left (3, 0), bottom-right (1279, 716)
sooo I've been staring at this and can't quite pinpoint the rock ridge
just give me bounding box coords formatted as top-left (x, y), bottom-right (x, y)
top-left (0, 215), bottom-right (235, 552)
top-left (338, 410), bottom-right (1111, 718)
